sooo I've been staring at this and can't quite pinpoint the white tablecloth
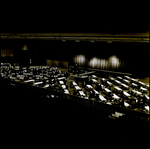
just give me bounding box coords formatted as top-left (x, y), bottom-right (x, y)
top-left (86, 84), bottom-right (93, 89)
top-left (34, 81), bottom-right (43, 85)
top-left (62, 85), bottom-right (66, 89)
top-left (91, 79), bottom-right (97, 83)
top-left (79, 91), bottom-right (86, 96)
top-left (139, 81), bottom-right (146, 86)
top-left (93, 89), bottom-right (99, 94)
top-left (123, 79), bottom-right (130, 84)
top-left (73, 82), bottom-right (77, 86)
top-left (114, 86), bottom-right (122, 92)
top-left (117, 76), bottom-right (122, 80)
top-left (64, 89), bottom-right (70, 94)
top-left (112, 94), bottom-right (120, 100)
top-left (24, 79), bottom-right (35, 83)
top-left (101, 78), bottom-right (106, 82)
top-left (109, 77), bottom-right (115, 81)
top-left (107, 81), bottom-right (112, 86)
top-left (124, 102), bottom-right (130, 107)
top-left (115, 80), bottom-right (121, 84)
top-left (121, 83), bottom-right (129, 89)
top-left (75, 86), bottom-right (82, 91)
top-left (131, 83), bottom-right (138, 87)
top-left (140, 87), bottom-right (147, 92)
top-left (57, 77), bottom-right (66, 80)
top-left (123, 91), bottom-right (131, 97)
top-left (59, 81), bottom-right (64, 85)
top-left (104, 88), bottom-right (111, 93)
top-left (92, 75), bottom-right (97, 79)
top-left (124, 76), bottom-right (131, 80)
top-left (43, 84), bottom-right (49, 88)
top-left (99, 94), bottom-right (107, 102)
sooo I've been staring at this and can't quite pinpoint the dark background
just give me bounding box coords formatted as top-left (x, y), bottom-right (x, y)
top-left (1, 39), bottom-right (149, 77)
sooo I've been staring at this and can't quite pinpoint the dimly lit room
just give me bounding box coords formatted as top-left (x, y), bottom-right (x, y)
top-left (1, 23), bottom-right (149, 146)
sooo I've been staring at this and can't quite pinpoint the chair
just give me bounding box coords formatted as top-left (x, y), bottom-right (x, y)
top-left (70, 81), bottom-right (73, 88)
top-left (84, 91), bottom-right (87, 96)
top-left (66, 84), bottom-right (68, 89)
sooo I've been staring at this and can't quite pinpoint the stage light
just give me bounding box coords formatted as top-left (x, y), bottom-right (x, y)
top-left (109, 55), bottom-right (120, 68)
top-left (89, 57), bottom-right (108, 69)
top-left (74, 55), bottom-right (86, 66)
top-left (100, 59), bottom-right (108, 69)
top-left (89, 57), bottom-right (98, 68)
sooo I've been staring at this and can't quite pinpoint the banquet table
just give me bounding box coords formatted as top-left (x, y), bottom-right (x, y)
top-left (79, 91), bottom-right (86, 96)
top-left (123, 91), bottom-right (131, 98)
top-left (115, 80), bottom-right (122, 85)
top-left (138, 81), bottom-right (146, 87)
top-left (93, 89), bottom-right (100, 95)
top-left (121, 83), bottom-right (129, 90)
top-left (114, 86), bottom-right (122, 93)
top-left (117, 76), bottom-right (122, 80)
top-left (131, 83), bottom-right (138, 88)
top-left (91, 75), bottom-right (97, 79)
top-left (131, 78), bottom-right (138, 83)
top-left (24, 79), bottom-right (35, 83)
top-left (109, 77), bottom-right (115, 82)
top-left (123, 79), bottom-right (130, 85)
top-left (124, 102), bottom-right (130, 107)
top-left (57, 77), bottom-right (66, 81)
top-left (131, 90), bottom-right (142, 98)
top-left (59, 81), bottom-right (64, 85)
top-left (64, 89), bottom-right (70, 94)
top-left (106, 81), bottom-right (113, 87)
top-left (62, 85), bottom-right (66, 89)
top-left (86, 84), bottom-right (93, 90)
top-left (112, 93), bottom-right (120, 100)
top-left (91, 79), bottom-right (97, 83)
top-left (99, 94), bottom-right (107, 102)
top-left (75, 86), bottom-right (82, 91)
top-left (43, 84), bottom-right (49, 88)
top-left (101, 78), bottom-right (107, 82)
top-left (140, 87), bottom-right (147, 93)
top-left (72, 82), bottom-right (78, 86)
top-left (33, 81), bottom-right (43, 85)
top-left (124, 76), bottom-right (131, 80)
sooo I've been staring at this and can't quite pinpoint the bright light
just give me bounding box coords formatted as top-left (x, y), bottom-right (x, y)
top-left (109, 55), bottom-right (120, 68)
top-left (89, 57), bottom-right (108, 69)
top-left (74, 55), bottom-right (86, 66)
top-left (74, 55), bottom-right (121, 70)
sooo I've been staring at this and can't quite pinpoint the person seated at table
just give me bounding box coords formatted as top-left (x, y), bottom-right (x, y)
top-left (119, 99), bottom-right (124, 107)
top-left (70, 81), bottom-right (74, 88)
top-left (82, 81), bottom-right (86, 87)
top-left (95, 94), bottom-right (99, 101)
top-left (142, 95), bottom-right (147, 104)
top-left (85, 85), bottom-right (89, 91)
top-left (96, 84), bottom-right (104, 91)
top-left (58, 86), bottom-right (63, 92)
top-left (66, 84), bottom-right (68, 89)
top-left (73, 90), bottom-right (77, 95)
top-left (89, 90), bottom-right (95, 98)
top-left (84, 91), bottom-right (87, 96)
top-left (135, 96), bottom-right (141, 108)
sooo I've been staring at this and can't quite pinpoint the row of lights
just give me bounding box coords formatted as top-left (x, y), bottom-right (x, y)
top-left (74, 55), bottom-right (121, 69)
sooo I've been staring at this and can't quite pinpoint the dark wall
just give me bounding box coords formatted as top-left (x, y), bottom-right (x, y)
top-left (1, 39), bottom-right (149, 77)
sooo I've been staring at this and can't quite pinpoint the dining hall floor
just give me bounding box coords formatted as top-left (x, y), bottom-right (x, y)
top-left (58, 67), bottom-right (149, 98)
